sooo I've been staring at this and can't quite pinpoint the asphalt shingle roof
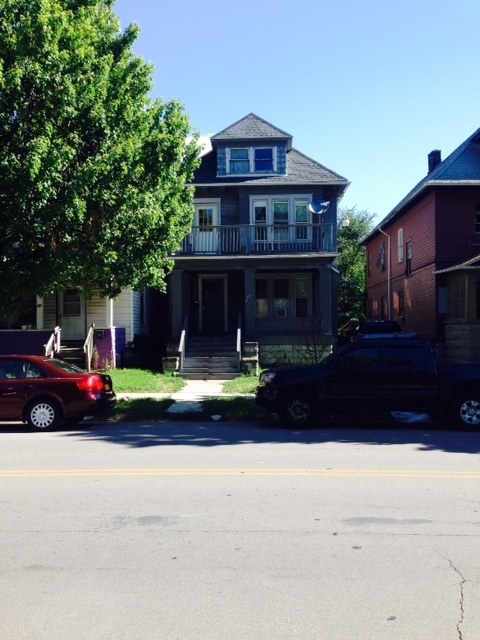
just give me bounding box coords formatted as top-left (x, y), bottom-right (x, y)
top-left (194, 113), bottom-right (348, 186)
top-left (211, 113), bottom-right (292, 142)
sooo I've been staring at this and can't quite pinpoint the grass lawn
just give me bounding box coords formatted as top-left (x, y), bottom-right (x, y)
top-left (222, 374), bottom-right (259, 394)
top-left (105, 369), bottom-right (185, 393)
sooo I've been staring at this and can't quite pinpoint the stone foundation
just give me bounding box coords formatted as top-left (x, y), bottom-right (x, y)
top-left (445, 323), bottom-right (480, 363)
top-left (258, 342), bottom-right (332, 368)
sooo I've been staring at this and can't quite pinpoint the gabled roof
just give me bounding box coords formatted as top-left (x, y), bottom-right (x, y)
top-left (362, 126), bottom-right (480, 244)
top-left (211, 113), bottom-right (293, 149)
top-left (193, 147), bottom-right (348, 186)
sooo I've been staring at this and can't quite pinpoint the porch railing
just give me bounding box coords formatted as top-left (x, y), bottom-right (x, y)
top-left (173, 223), bottom-right (334, 256)
top-left (83, 323), bottom-right (95, 372)
top-left (44, 326), bottom-right (61, 358)
top-left (236, 313), bottom-right (242, 372)
top-left (178, 315), bottom-right (189, 372)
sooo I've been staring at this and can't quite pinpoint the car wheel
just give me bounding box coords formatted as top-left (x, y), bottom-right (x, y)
top-left (280, 392), bottom-right (318, 427)
top-left (451, 395), bottom-right (480, 430)
top-left (26, 399), bottom-right (61, 431)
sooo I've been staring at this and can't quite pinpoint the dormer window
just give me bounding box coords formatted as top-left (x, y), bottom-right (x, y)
top-left (227, 147), bottom-right (277, 174)
top-left (254, 148), bottom-right (273, 172)
top-left (230, 148), bottom-right (250, 173)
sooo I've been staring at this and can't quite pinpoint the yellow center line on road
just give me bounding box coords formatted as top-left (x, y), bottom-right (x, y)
top-left (1, 469), bottom-right (480, 479)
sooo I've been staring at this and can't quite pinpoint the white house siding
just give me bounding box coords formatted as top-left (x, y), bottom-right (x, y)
top-left (86, 296), bottom-right (107, 328)
top-left (112, 290), bottom-right (136, 343)
top-left (42, 289), bottom-right (156, 346)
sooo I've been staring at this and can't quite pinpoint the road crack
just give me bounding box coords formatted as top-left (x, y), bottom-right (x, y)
top-left (437, 551), bottom-right (466, 640)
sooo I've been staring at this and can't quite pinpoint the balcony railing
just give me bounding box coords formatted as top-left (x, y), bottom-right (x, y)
top-left (173, 223), bottom-right (334, 256)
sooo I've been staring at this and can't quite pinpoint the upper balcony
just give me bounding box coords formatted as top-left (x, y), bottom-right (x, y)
top-left (172, 223), bottom-right (335, 256)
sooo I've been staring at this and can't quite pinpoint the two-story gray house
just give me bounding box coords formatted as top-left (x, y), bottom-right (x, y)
top-left (164, 114), bottom-right (349, 377)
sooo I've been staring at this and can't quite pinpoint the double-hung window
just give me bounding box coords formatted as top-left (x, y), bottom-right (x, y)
top-left (295, 201), bottom-right (309, 240)
top-left (230, 148), bottom-right (250, 174)
top-left (273, 201), bottom-right (289, 242)
top-left (227, 147), bottom-right (276, 174)
top-left (398, 228), bottom-right (404, 262)
top-left (254, 148), bottom-right (274, 172)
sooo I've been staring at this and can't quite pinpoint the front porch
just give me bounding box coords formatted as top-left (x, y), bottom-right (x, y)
top-left (0, 291), bottom-right (128, 369)
top-left (165, 258), bottom-right (336, 371)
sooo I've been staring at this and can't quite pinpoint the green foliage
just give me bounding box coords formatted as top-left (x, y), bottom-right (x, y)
top-left (337, 207), bottom-right (376, 328)
top-left (0, 0), bottom-right (200, 313)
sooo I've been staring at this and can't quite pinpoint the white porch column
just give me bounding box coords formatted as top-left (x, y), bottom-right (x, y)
top-left (106, 297), bottom-right (114, 328)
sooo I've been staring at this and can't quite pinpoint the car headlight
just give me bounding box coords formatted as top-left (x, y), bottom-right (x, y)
top-left (260, 372), bottom-right (276, 385)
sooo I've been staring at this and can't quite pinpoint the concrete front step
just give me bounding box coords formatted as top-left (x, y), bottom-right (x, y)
top-left (181, 336), bottom-right (240, 379)
top-left (180, 372), bottom-right (240, 380)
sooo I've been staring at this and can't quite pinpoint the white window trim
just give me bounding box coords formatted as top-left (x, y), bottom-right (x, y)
top-left (226, 147), bottom-right (278, 175)
top-left (193, 198), bottom-right (221, 226)
top-left (398, 228), bottom-right (404, 263)
top-left (255, 273), bottom-right (312, 319)
top-left (249, 194), bottom-right (313, 225)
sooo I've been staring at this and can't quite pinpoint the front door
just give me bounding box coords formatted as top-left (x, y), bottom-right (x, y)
top-left (200, 277), bottom-right (226, 334)
top-left (60, 289), bottom-right (86, 339)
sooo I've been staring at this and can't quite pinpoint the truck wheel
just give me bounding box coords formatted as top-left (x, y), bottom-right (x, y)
top-left (280, 392), bottom-right (318, 427)
top-left (26, 399), bottom-right (61, 431)
top-left (451, 395), bottom-right (480, 430)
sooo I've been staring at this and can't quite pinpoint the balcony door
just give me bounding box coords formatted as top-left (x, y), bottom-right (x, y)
top-left (194, 203), bottom-right (219, 253)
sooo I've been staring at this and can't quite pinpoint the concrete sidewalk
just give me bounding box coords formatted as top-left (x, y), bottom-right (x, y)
top-left (117, 378), bottom-right (254, 415)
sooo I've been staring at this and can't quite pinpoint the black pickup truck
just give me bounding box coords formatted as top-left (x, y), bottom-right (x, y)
top-left (255, 336), bottom-right (480, 430)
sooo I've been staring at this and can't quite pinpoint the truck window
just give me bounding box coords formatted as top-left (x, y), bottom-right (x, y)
top-left (336, 347), bottom-right (380, 368)
top-left (384, 346), bottom-right (426, 367)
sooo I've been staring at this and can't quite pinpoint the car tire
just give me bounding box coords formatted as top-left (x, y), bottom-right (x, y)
top-left (26, 399), bottom-right (61, 431)
top-left (451, 395), bottom-right (480, 430)
top-left (280, 392), bottom-right (318, 428)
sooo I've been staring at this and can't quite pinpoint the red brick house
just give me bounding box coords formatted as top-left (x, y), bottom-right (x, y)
top-left (361, 127), bottom-right (480, 362)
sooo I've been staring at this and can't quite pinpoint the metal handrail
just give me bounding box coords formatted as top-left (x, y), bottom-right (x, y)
top-left (236, 313), bottom-right (242, 372)
top-left (44, 326), bottom-right (61, 358)
top-left (83, 323), bottom-right (95, 371)
top-left (178, 315), bottom-right (188, 373)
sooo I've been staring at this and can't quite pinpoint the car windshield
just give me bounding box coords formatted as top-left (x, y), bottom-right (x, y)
top-left (49, 358), bottom-right (86, 374)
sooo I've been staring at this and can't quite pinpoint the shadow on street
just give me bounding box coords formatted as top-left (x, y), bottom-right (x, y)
top-left (1, 415), bottom-right (477, 454)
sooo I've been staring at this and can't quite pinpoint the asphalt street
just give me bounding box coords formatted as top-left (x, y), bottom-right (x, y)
top-left (1, 418), bottom-right (479, 640)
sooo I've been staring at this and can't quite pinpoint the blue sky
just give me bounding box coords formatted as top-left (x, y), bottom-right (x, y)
top-left (113, 0), bottom-right (480, 222)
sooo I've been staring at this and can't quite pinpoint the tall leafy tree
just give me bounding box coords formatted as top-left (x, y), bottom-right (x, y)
top-left (0, 0), bottom-right (200, 313)
top-left (337, 207), bottom-right (376, 329)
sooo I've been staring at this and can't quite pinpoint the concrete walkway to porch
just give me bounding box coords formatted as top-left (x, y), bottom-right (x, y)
top-left (116, 378), bottom-right (254, 415)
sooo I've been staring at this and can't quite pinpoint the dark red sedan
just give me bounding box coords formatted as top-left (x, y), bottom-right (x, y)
top-left (0, 355), bottom-right (116, 430)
